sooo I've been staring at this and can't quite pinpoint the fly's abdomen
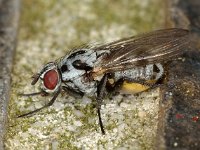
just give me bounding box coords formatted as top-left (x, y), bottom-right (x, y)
top-left (113, 64), bottom-right (164, 94)
top-left (114, 64), bottom-right (154, 81)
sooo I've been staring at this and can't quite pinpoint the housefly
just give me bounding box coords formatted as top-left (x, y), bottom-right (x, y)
top-left (18, 28), bottom-right (189, 134)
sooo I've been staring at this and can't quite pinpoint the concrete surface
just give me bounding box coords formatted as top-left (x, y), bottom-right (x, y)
top-left (5, 0), bottom-right (164, 149)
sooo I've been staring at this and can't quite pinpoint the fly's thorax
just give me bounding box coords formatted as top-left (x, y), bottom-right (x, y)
top-left (64, 77), bottom-right (97, 96)
top-left (114, 63), bottom-right (164, 82)
top-left (58, 49), bottom-right (95, 81)
top-left (57, 49), bottom-right (109, 96)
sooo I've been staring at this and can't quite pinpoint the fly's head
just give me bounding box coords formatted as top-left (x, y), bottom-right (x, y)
top-left (32, 62), bottom-right (61, 94)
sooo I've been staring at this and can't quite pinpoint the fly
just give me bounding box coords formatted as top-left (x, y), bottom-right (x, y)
top-left (18, 28), bottom-right (189, 134)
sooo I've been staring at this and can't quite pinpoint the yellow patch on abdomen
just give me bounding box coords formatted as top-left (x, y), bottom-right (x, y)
top-left (120, 81), bottom-right (153, 94)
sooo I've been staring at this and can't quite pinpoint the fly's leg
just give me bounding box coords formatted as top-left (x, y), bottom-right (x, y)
top-left (62, 86), bottom-right (84, 99)
top-left (18, 91), bottom-right (48, 97)
top-left (96, 73), bottom-right (108, 135)
top-left (17, 89), bottom-right (61, 118)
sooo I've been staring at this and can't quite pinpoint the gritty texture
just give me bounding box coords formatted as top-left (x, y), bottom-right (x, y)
top-left (5, 0), bottom-right (164, 149)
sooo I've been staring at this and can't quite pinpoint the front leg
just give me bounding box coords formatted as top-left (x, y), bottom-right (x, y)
top-left (18, 88), bottom-right (61, 118)
top-left (62, 86), bottom-right (84, 99)
top-left (96, 73), bottom-right (108, 134)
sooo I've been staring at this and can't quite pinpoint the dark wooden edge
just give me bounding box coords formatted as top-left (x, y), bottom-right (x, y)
top-left (0, 0), bottom-right (20, 149)
top-left (156, 0), bottom-right (200, 149)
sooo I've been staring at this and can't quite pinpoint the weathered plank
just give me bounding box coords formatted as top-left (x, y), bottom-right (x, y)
top-left (157, 0), bottom-right (200, 149)
top-left (0, 0), bottom-right (20, 149)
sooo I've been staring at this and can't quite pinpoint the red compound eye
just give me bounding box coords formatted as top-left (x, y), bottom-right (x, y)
top-left (43, 69), bottom-right (59, 90)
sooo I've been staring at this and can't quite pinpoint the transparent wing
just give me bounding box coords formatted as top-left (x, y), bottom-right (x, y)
top-left (92, 28), bottom-right (189, 72)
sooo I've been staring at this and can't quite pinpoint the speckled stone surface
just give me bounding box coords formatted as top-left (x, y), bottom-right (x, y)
top-left (5, 0), bottom-right (165, 149)
top-left (0, 0), bottom-right (20, 149)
